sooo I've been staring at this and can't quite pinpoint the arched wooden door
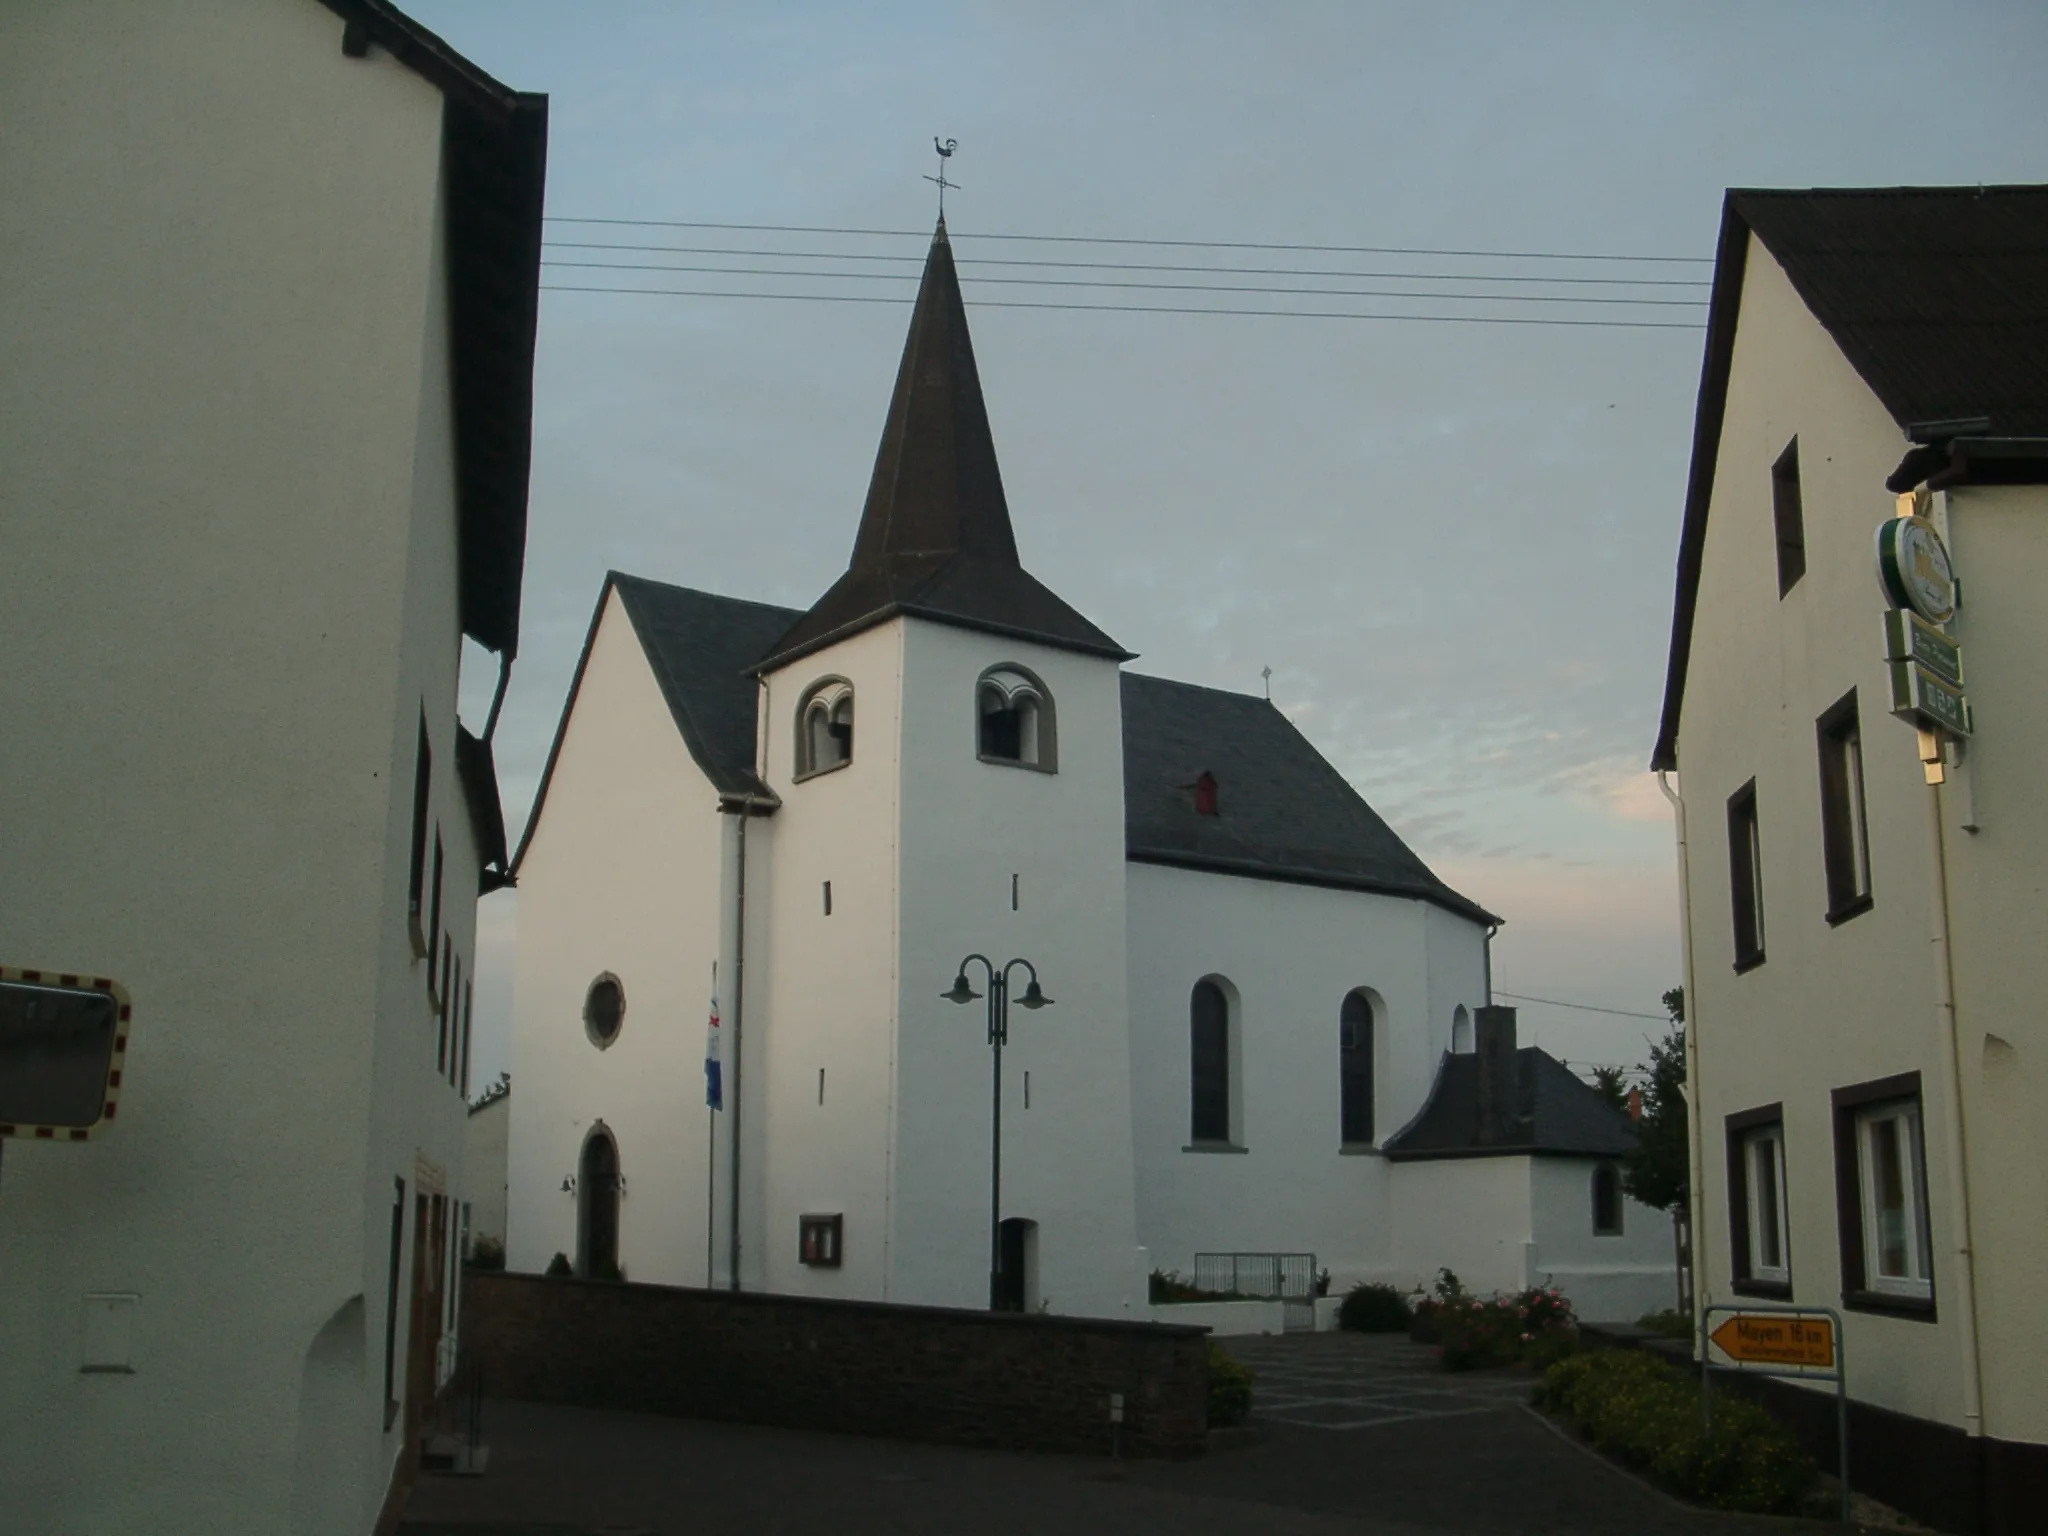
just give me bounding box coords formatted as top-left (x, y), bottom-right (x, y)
top-left (578, 1128), bottom-right (620, 1278)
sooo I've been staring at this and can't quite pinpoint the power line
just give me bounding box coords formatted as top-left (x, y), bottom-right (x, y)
top-left (540, 283), bottom-right (1705, 330)
top-left (1494, 990), bottom-right (1674, 1022)
top-left (543, 215), bottom-right (1712, 265)
top-left (543, 240), bottom-right (1713, 288)
top-left (540, 260), bottom-right (1706, 308)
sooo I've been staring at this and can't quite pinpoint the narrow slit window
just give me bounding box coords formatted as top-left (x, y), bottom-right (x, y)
top-left (1189, 980), bottom-right (1231, 1144)
top-left (1727, 781), bottom-right (1765, 970)
top-left (459, 980), bottom-right (474, 1096)
top-left (1339, 991), bottom-right (1374, 1145)
top-left (1817, 693), bottom-right (1873, 921)
top-left (822, 880), bottom-right (832, 916)
top-left (427, 831), bottom-right (445, 996)
top-left (1772, 437), bottom-right (1806, 596)
top-left (407, 716), bottom-right (432, 952)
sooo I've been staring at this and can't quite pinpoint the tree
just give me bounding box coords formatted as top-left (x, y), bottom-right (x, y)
top-left (1622, 990), bottom-right (1689, 1215)
top-left (1588, 1064), bottom-right (1629, 1111)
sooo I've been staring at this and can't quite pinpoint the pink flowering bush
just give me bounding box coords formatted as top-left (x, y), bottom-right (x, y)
top-left (1435, 1284), bottom-right (1579, 1371)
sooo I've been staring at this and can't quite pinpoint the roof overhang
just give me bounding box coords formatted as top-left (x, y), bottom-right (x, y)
top-left (320, 1), bottom-right (548, 659)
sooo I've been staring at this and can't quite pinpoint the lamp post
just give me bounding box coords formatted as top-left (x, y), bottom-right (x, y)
top-left (943, 954), bottom-right (1052, 1311)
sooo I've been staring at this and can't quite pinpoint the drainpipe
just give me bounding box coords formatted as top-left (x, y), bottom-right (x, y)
top-left (1482, 922), bottom-right (1500, 1003)
top-left (1921, 766), bottom-right (1985, 1440)
top-left (1656, 770), bottom-right (1707, 1331)
top-left (728, 794), bottom-right (751, 1293)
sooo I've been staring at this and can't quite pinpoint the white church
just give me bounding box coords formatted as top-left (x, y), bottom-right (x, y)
top-left (507, 223), bottom-right (1673, 1323)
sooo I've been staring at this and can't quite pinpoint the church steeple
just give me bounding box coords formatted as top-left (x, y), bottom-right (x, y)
top-left (755, 222), bottom-right (1129, 673)
top-left (851, 219), bottom-right (1019, 569)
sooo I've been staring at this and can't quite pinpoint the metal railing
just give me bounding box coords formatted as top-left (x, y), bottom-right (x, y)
top-left (1192, 1252), bottom-right (1319, 1331)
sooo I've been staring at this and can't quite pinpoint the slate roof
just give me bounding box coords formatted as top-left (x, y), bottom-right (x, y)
top-left (1381, 1047), bottom-right (1638, 1161)
top-left (1652, 185), bottom-right (2048, 771)
top-left (1121, 675), bottom-right (1496, 924)
top-left (755, 223), bottom-right (1129, 672)
top-left (514, 580), bottom-right (1494, 930)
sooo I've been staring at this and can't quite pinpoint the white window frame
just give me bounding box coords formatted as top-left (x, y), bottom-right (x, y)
top-left (1742, 1124), bottom-right (1790, 1285)
top-left (1856, 1100), bottom-right (1932, 1300)
top-left (976, 663), bottom-right (1057, 773)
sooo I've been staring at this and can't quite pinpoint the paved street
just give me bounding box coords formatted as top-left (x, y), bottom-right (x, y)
top-left (400, 1334), bottom-right (1863, 1536)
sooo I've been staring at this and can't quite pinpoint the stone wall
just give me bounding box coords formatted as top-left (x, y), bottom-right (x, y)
top-left (463, 1270), bottom-right (1210, 1458)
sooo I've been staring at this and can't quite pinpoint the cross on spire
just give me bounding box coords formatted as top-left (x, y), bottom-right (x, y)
top-left (925, 137), bottom-right (959, 220)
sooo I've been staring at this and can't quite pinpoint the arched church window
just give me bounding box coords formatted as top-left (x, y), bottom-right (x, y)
top-left (1340, 990), bottom-right (1375, 1145)
top-left (795, 678), bottom-right (854, 780)
top-left (1452, 1004), bottom-right (1473, 1055)
top-left (977, 664), bottom-right (1057, 772)
top-left (1189, 978), bottom-right (1234, 1145)
top-left (1592, 1162), bottom-right (1623, 1236)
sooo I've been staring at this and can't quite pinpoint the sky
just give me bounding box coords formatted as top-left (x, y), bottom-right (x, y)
top-left (414, 1), bottom-right (2048, 1094)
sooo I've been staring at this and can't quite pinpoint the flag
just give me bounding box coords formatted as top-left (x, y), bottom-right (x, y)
top-left (704, 981), bottom-right (723, 1111)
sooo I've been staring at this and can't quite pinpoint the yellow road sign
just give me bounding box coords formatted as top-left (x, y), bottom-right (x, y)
top-left (1709, 1313), bottom-right (1835, 1368)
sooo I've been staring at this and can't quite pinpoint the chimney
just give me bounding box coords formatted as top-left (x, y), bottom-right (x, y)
top-left (1627, 1087), bottom-right (1644, 1125)
top-left (1474, 1005), bottom-right (1519, 1145)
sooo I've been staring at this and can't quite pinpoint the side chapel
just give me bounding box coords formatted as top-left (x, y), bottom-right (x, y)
top-left (507, 222), bottom-right (1672, 1321)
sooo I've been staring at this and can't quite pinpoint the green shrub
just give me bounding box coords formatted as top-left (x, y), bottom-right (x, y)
top-left (1637, 1308), bottom-right (1694, 1341)
top-left (466, 1236), bottom-right (505, 1271)
top-left (544, 1252), bottom-right (572, 1278)
top-left (1338, 1282), bottom-right (1413, 1332)
top-left (1536, 1350), bottom-right (1816, 1513)
top-left (1206, 1343), bottom-right (1255, 1428)
top-left (1435, 1285), bottom-right (1578, 1371)
top-left (1150, 1268), bottom-right (1242, 1304)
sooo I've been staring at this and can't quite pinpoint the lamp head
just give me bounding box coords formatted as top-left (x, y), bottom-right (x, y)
top-left (1017, 979), bottom-right (1052, 1010)
top-left (942, 972), bottom-right (982, 1005)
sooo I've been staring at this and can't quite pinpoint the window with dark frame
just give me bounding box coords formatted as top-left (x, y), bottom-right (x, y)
top-left (798, 1213), bottom-right (843, 1267)
top-left (408, 717), bottom-right (432, 954)
top-left (1772, 437), bottom-right (1806, 596)
top-left (1189, 979), bottom-right (1232, 1145)
top-left (1592, 1163), bottom-right (1623, 1236)
top-left (460, 980), bottom-right (474, 1096)
top-left (1817, 693), bottom-right (1873, 923)
top-left (382, 1177), bottom-right (405, 1430)
top-left (1832, 1074), bottom-right (1935, 1316)
top-left (438, 953), bottom-right (456, 1074)
top-left (427, 831), bottom-right (445, 996)
top-left (1726, 781), bottom-right (1765, 970)
top-left (1726, 1104), bottom-right (1790, 1296)
top-left (1339, 991), bottom-right (1374, 1145)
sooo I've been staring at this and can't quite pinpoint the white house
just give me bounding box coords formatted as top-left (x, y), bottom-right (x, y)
top-left (508, 221), bottom-right (1670, 1325)
top-left (0, 3), bottom-right (544, 1533)
top-left (465, 1077), bottom-right (512, 1261)
top-left (1654, 185), bottom-right (2048, 1533)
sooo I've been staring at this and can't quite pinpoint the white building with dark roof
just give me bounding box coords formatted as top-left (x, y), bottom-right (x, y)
top-left (509, 223), bottom-right (1670, 1324)
top-left (0, 2), bottom-right (544, 1532)
top-left (1654, 184), bottom-right (2048, 1534)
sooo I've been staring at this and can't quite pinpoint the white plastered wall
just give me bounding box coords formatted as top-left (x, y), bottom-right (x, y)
top-left (1680, 233), bottom-right (1977, 1430)
top-left (888, 623), bottom-right (1143, 1317)
top-left (1527, 1157), bottom-right (1682, 1321)
top-left (0, 3), bottom-right (476, 1532)
top-left (508, 588), bottom-right (732, 1289)
top-left (1126, 861), bottom-right (1489, 1290)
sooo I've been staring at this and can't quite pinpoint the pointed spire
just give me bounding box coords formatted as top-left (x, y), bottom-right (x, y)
top-left (754, 221), bottom-right (1130, 673)
top-left (850, 222), bottom-right (1019, 570)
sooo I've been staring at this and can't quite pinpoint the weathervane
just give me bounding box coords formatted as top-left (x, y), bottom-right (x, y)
top-left (1262, 666), bottom-right (1273, 701)
top-left (926, 137), bottom-right (959, 220)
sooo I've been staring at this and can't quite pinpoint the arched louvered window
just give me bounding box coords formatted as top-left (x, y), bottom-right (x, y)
top-left (1340, 990), bottom-right (1375, 1145)
top-left (1189, 978), bottom-right (1233, 1144)
top-left (977, 664), bottom-right (1056, 772)
top-left (795, 678), bottom-right (854, 779)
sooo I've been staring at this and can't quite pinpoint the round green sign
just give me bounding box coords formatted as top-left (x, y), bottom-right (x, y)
top-left (1876, 515), bottom-right (1956, 625)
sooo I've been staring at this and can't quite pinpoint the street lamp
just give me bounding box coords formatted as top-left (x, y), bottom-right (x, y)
top-left (943, 954), bottom-right (1053, 1311)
